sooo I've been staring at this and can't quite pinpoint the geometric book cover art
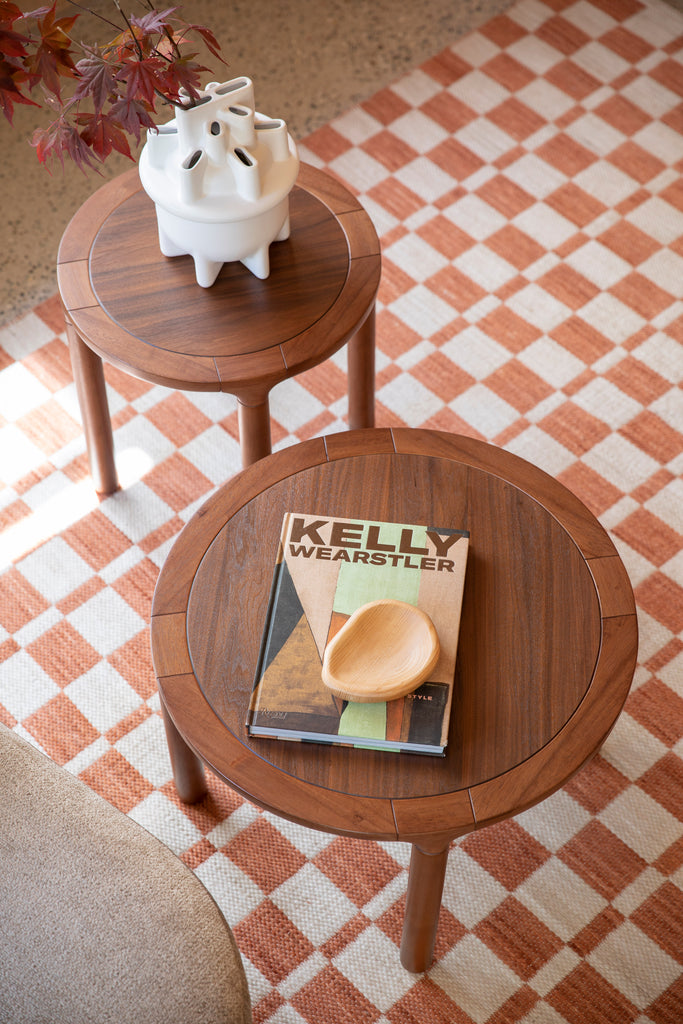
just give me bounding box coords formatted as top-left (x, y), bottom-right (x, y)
top-left (247, 511), bottom-right (469, 754)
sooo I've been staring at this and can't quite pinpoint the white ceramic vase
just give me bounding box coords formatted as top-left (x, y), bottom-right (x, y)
top-left (138, 77), bottom-right (299, 287)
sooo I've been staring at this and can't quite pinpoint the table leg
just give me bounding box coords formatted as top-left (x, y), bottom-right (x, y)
top-left (238, 398), bottom-right (273, 467)
top-left (64, 316), bottom-right (119, 495)
top-left (347, 305), bottom-right (376, 429)
top-left (400, 840), bottom-right (451, 973)
top-left (160, 699), bottom-right (207, 803)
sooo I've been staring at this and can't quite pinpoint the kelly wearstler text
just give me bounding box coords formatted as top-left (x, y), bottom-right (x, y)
top-left (285, 516), bottom-right (467, 572)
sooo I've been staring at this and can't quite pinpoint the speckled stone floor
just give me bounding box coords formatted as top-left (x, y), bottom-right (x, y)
top-left (1, 0), bottom-right (522, 324)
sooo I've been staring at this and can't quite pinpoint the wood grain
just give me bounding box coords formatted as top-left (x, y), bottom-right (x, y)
top-left (150, 612), bottom-right (193, 678)
top-left (88, 187), bottom-right (348, 357)
top-left (56, 261), bottom-right (95, 312)
top-left (152, 429), bottom-right (637, 833)
top-left (70, 306), bottom-right (222, 390)
top-left (183, 451), bottom-right (600, 799)
top-left (57, 164), bottom-right (380, 485)
top-left (158, 671), bottom-right (398, 840)
top-left (469, 614), bottom-right (638, 827)
top-left (58, 163), bottom-right (380, 400)
top-left (151, 437), bottom-right (329, 616)
top-left (152, 428), bottom-right (637, 973)
top-left (57, 167), bottom-right (140, 265)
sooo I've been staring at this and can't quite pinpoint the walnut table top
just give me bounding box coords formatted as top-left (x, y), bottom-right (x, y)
top-left (151, 428), bottom-right (638, 971)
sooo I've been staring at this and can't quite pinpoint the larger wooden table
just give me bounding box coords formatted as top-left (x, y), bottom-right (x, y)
top-left (150, 428), bottom-right (638, 972)
top-left (57, 164), bottom-right (380, 493)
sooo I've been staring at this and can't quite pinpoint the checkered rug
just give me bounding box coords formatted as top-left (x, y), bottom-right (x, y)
top-left (1, 0), bottom-right (682, 1020)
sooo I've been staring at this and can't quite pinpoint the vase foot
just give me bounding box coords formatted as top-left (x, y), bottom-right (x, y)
top-left (193, 256), bottom-right (224, 288)
top-left (241, 247), bottom-right (270, 280)
top-left (158, 227), bottom-right (185, 258)
top-left (275, 213), bottom-right (290, 242)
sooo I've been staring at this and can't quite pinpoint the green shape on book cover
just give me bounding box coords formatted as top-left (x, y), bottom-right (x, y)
top-left (333, 521), bottom-right (422, 614)
top-left (338, 700), bottom-right (386, 741)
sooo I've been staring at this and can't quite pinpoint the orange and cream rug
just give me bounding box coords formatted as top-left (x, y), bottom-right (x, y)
top-left (1, 0), bottom-right (682, 1020)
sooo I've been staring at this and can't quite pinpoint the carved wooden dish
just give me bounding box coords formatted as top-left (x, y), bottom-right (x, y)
top-left (321, 599), bottom-right (440, 703)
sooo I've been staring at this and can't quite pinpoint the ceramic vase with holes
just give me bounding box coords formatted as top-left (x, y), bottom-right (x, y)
top-left (138, 77), bottom-right (299, 287)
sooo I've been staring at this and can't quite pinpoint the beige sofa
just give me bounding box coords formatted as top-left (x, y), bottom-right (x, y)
top-left (0, 723), bottom-right (252, 1023)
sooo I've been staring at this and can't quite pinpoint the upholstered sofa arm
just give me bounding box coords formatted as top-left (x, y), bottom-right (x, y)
top-left (0, 723), bottom-right (252, 1024)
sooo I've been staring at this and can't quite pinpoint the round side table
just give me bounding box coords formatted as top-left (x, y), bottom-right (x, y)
top-left (150, 428), bottom-right (638, 973)
top-left (57, 164), bottom-right (380, 493)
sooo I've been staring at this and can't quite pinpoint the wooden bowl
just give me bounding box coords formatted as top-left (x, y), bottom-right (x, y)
top-left (321, 599), bottom-right (440, 703)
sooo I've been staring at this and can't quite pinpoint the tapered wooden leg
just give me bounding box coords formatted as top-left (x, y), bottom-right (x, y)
top-left (400, 841), bottom-right (450, 972)
top-left (347, 305), bottom-right (376, 429)
top-left (160, 699), bottom-right (207, 803)
top-left (65, 317), bottom-right (119, 495)
top-left (238, 398), bottom-right (272, 467)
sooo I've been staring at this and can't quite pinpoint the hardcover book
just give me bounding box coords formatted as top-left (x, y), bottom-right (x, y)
top-left (246, 512), bottom-right (469, 755)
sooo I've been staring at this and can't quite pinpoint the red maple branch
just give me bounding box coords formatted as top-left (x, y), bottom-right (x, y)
top-left (0, 0), bottom-right (225, 172)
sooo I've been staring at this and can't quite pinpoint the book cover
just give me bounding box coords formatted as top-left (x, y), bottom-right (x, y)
top-left (246, 512), bottom-right (469, 755)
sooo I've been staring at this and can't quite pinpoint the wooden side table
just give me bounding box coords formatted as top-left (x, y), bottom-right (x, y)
top-left (57, 164), bottom-right (380, 493)
top-left (150, 428), bottom-right (638, 973)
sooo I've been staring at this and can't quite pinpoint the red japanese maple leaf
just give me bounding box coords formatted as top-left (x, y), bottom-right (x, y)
top-left (130, 7), bottom-right (178, 36)
top-left (115, 54), bottom-right (165, 107)
top-left (24, 3), bottom-right (79, 97)
top-left (106, 94), bottom-right (156, 142)
top-left (32, 116), bottom-right (101, 172)
top-left (0, 61), bottom-right (38, 122)
top-left (156, 54), bottom-right (207, 105)
top-left (0, 1), bottom-right (36, 120)
top-left (78, 109), bottom-right (132, 161)
top-left (183, 23), bottom-right (223, 62)
top-left (0, 23), bottom-right (29, 59)
top-left (72, 45), bottom-right (118, 112)
top-left (2, 2), bottom-right (227, 170)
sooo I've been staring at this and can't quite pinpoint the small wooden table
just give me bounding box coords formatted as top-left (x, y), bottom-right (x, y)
top-left (57, 164), bottom-right (380, 493)
top-left (150, 429), bottom-right (638, 972)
